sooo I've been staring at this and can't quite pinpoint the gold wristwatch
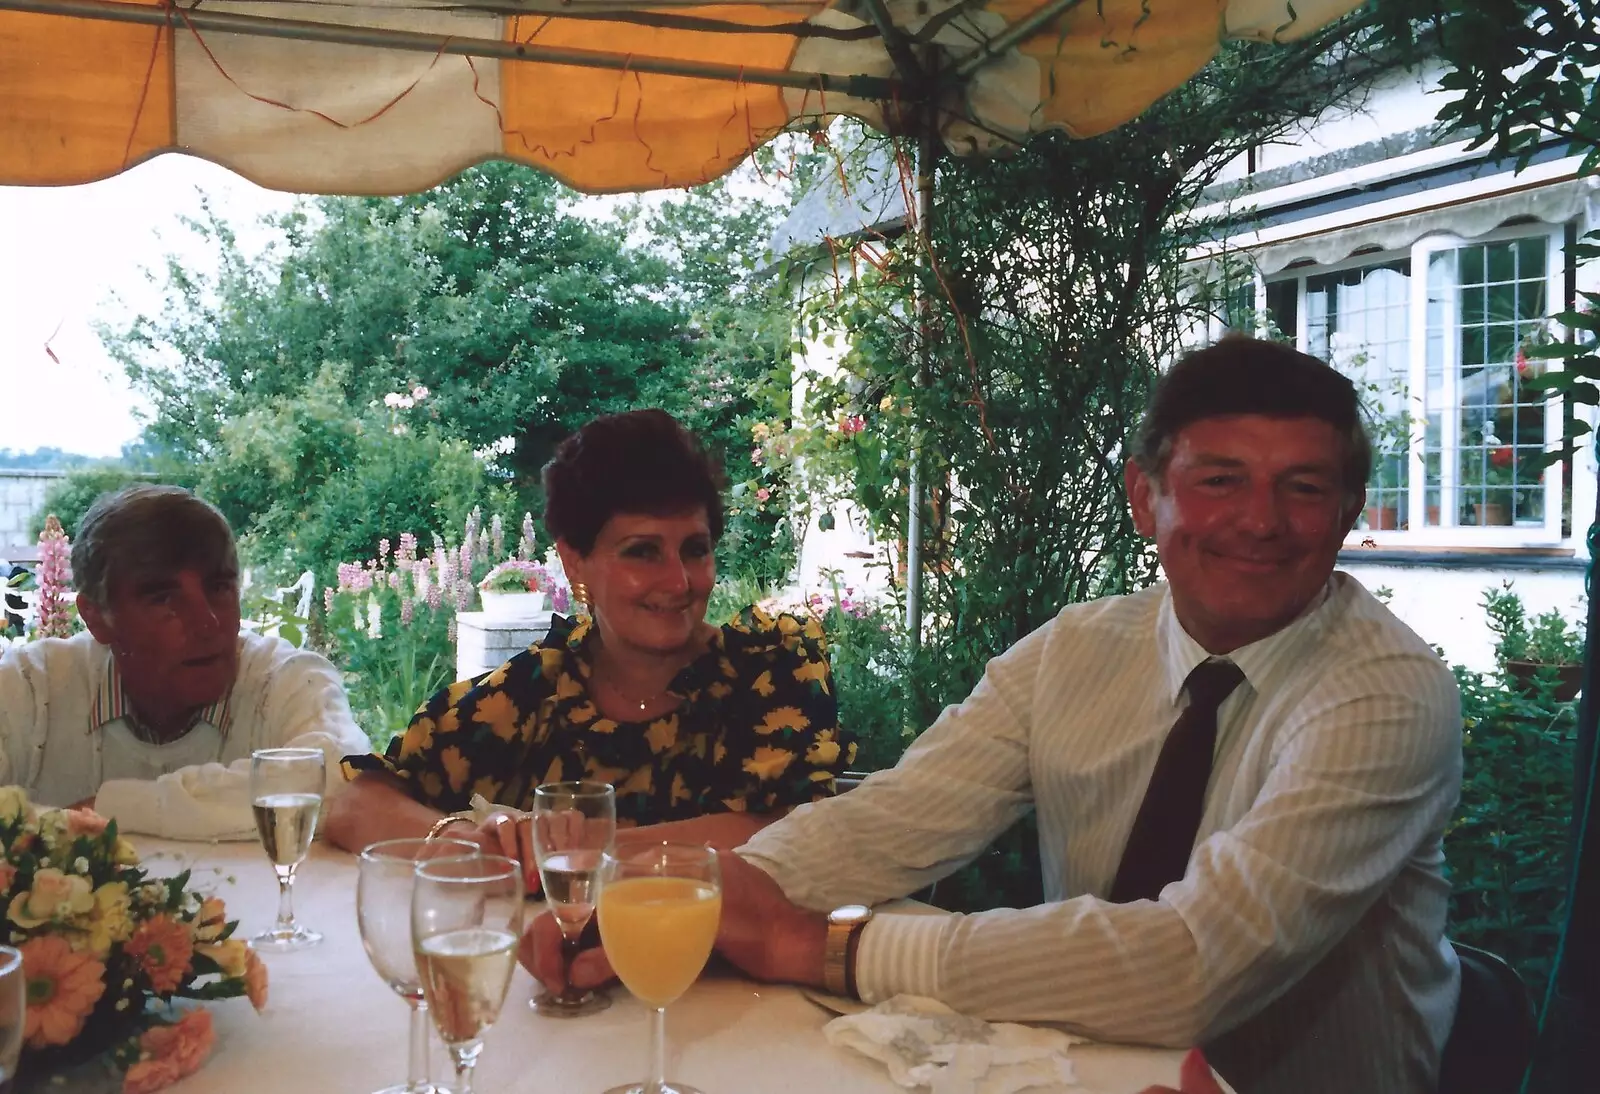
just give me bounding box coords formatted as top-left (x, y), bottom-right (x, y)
top-left (823, 904), bottom-right (874, 1000)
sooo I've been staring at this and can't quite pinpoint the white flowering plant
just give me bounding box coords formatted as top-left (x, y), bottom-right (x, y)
top-left (0, 788), bottom-right (266, 1091)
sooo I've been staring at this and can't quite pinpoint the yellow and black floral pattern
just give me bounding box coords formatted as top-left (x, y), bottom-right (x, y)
top-left (345, 607), bottom-right (855, 826)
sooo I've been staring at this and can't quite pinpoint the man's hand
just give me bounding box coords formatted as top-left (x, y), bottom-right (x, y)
top-left (1139, 1049), bottom-right (1223, 1094)
top-left (519, 851), bottom-right (831, 996)
top-left (520, 908), bottom-right (613, 995)
top-left (712, 851), bottom-right (828, 988)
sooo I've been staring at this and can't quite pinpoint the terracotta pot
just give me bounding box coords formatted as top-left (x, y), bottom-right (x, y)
top-left (1364, 505), bottom-right (1400, 531)
top-left (1470, 501), bottom-right (1511, 526)
top-left (1505, 659), bottom-right (1583, 702)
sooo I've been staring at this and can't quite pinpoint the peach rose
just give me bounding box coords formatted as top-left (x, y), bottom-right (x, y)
top-left (0, 862), bottom-right (16, 893)
top-left (64, 807), bottom-right (110, 837)
top-left (8, 867), bottom-right (95, 929)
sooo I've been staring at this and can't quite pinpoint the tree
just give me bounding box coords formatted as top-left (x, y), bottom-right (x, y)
top-left (800, 22), bottom-right (1413, 724)
top-left (103, 161), bottom-right (800, 582)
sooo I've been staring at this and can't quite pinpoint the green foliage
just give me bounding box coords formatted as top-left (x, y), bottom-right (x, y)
top-left (1447, 661), bottom-right (1577, 1006)
top-left (102, 160), bottom-right (800, 588)
top-left (325, 589), bottom-right (455, 747)
top-left (793, 27), bottom-right (1389, 728)
top-left (187, 362), bottom-right (503, 589)
top-left (1483, 581), bottom-right (1586, 667)
top-left (806, 577), bottom-right (910, 774)
top-left (27, 466), bottom-right (157, 539)
top-left (1483, 581), bottom-right (1533, 663)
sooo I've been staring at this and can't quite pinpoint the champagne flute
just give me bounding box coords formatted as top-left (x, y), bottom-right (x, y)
top-left (249, 747), bottom-right (326, 951)
top-left (412, 855), bottom-right (524, 1094)
top-left (597, 842), bottom-right (722, 1094)
top-left (529, 780), bottom-right (616, 1017)
top-left (358, 837), bottom-right (481, 1094)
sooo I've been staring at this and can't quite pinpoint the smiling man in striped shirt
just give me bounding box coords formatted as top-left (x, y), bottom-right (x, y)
top-left (535, 336), bottom-right (1463, 1094)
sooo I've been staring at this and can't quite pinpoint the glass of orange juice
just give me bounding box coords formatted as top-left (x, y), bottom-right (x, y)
top-left (597, 842), bottom-right (722, 1094)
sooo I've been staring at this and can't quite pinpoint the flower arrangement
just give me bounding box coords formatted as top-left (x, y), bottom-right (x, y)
top-left (0, 788), bottom-right (266, 1091)
top-left (477, 559), bottom-right (549, 595)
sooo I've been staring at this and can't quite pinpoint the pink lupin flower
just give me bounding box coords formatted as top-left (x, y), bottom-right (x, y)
top-left (35, 515), bottom-right (74, 639)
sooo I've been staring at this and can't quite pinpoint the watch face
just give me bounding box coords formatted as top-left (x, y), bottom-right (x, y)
top-left (830, 904), bottom-right (873, 926)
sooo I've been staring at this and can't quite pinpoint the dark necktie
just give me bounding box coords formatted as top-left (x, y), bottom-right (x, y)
top-left (1109, 659), bottom-right (1246, 904)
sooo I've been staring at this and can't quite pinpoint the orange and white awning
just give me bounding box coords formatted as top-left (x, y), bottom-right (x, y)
top-left (0, 0), bottom-right (1362, 195)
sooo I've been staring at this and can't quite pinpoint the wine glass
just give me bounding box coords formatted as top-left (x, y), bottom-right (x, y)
top-left (529, 780), bottom-right (616, 1017)
top-left (597, 842), bottom-right (722, 1094)
top-left (358, 837), bottom-right (481, 1094)
top-left (249, 747), bottom-right (326, 951)
top-left (0, 946), bottom-right (22, 1090)
top-left (412, 855), bottom-right (525, 1094)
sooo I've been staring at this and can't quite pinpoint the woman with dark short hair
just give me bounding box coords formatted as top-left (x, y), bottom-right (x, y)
top-left (327, 409), bottom-right (853, 859)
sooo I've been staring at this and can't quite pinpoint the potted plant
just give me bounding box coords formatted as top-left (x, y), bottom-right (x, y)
top-left (1482, 582), bottom-right (1584, 700)
top-left (1459, 422), bottom-right (1518, 526)
top-left (1357, 381), bottom-right (1415, 531)
top-left (476, 560), bottom-right (549, 621)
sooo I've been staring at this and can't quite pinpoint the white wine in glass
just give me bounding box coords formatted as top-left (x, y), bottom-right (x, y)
top-left (249, 747), bottom-right (326, 951)
top-left (358, 837), bottom-right (480, 1094)
top-left (412, 855), bottom-right (524, 1094)
top-left (529, 780), bottom-right (615, 1017)
top-left (598, 842), bottom-right (722, 1094)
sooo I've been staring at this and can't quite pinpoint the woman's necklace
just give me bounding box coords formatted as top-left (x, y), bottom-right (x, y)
top-left (592, 659), bottom-right (676, 715)
top-left (603, 677), bottom-right (672, 714)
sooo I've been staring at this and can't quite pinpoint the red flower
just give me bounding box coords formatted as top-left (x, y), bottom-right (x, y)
top-left (1490, 446), bottom-right (1515, 469)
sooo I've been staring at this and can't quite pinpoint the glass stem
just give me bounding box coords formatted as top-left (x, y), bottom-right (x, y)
top-left (449, 1043), bottom-right (482, 1094)
top-left (648, 1006), bottom-right (667, 1093)
top-left (274, 867), bottom-right (296, 931)
top-left (558, 932), bottom-right (583, 1001)
top-left (406, 999), bottom-right (430, 1090)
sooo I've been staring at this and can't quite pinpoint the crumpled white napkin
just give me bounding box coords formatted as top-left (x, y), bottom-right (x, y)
top-left (468, 793), bottom-right (530, 824)
top-left (823, 995), bottom-right (1086, 1094)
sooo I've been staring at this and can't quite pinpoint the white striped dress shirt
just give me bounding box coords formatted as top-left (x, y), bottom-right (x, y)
top-left (738, 573), bottom-right (1462, 1094)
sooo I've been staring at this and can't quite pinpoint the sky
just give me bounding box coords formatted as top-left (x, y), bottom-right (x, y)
top-left (0, 155), bottom-right (295, 458)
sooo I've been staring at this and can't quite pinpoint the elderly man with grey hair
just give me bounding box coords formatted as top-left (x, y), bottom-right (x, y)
top-left (0, 485), bottom-right (369, 840)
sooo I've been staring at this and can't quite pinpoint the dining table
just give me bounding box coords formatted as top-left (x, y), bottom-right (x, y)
top-left (37, 835), bottom-right (1228, 1094)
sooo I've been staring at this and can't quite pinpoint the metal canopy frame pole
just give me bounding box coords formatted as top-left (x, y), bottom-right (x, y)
top-left (904, 62), bottom-right (938, 660)
top-left (0, 0), bottom-right (904, 98)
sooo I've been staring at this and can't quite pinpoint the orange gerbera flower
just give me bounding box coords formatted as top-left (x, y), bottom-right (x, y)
top-left (243, 946), bottom-right (269, 1012)
top-left (21, 935), bottom-right (106, 1048)
top-left (126, 914), bottom-right (194, 994)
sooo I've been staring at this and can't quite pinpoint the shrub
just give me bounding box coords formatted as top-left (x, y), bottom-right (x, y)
top-left (1445, 663), bottom-right (1576, 1005)
top-left (27, 467), bottom-right (154, 539)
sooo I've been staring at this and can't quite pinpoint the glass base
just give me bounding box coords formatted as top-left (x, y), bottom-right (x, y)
top-left (529, 985), bottom-right (612, 1017)
top-left (603, 1085), bottom-right (703, 1094)
top-left (249, 924), bottom-right (323, 952)
top-left (370, 1084), bottom-right (440, 1094)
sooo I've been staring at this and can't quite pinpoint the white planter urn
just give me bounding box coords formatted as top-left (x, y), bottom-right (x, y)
top-left (477, 589), bottom-right (548, 621)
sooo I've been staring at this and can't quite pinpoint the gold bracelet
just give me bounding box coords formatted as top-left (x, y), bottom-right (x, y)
top-left (425, 814), bottom-right (473, 841)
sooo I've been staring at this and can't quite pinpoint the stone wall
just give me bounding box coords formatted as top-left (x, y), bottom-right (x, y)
top-left (0, 470), bottom-right (64, 564)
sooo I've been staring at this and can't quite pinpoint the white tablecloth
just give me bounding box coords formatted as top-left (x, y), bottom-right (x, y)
top-left (74, 838), bottom-right (1216, 1093)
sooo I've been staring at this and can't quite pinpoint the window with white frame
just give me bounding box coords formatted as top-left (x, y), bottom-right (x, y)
top-left (1247, 224), bottom-right (1569, 546)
